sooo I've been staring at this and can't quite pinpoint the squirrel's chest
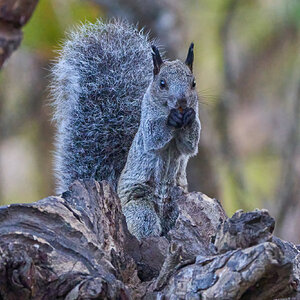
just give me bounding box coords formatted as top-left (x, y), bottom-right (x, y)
top-left (153, 141), bottom-right (181, 196)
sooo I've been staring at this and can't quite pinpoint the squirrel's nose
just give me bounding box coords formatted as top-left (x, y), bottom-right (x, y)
top-left (177, 98), bottom-right (187, 109)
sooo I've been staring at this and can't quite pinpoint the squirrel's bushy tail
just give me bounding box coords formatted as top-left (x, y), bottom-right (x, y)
top-left (51, 20), bottom-right (153, 193)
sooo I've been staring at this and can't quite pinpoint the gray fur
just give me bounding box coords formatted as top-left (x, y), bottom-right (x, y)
top-left (51, 20), bottom-right (153, 193)
top-left (118, 61), bottom-right (201, 239)
top-left (52, 20), bottom-right (201, 239)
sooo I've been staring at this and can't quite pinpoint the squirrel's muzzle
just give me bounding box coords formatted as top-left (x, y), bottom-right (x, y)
top-left (177, 98), bottom-right (187, 110)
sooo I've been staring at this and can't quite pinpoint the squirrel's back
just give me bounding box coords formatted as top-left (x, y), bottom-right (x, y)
top-left (51, 20), bottom-right (153, 193)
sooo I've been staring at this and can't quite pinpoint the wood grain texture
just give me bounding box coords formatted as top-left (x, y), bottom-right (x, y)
top-left (0, 180), bottom-right (298, 299)
top-left (0, 181), bottom-right (300, 300)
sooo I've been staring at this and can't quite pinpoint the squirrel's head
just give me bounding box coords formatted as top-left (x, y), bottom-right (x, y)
top-left (149, 43), bottom-right (198, 112)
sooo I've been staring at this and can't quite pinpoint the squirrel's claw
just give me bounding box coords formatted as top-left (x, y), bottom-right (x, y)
top-left (167, 109), bottom-right (183, 128)
top-left (183, 108), bottom-right (195, 127)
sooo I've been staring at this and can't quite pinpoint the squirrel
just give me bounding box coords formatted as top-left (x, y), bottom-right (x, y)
top-left (51, 20), bottom-right (201, 239)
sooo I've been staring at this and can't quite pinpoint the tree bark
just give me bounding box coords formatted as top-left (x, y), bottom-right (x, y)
top-left (0, 0), bottom-right (39, 68)
top-left (0, 179), bottom-right (298, 299)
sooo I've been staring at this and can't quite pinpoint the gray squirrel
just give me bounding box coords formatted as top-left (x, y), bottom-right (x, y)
top-left (51, 20), bottom-right (201, 239)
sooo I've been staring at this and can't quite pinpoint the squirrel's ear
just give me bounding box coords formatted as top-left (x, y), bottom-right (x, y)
top-left (185, 42), bottom-right (194, 72)
top-left (151, 45), bottom-right (163, 76)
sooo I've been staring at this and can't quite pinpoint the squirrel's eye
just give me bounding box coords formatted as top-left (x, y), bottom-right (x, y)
top-left (192, 79), bottom-right (196, 89)
top-left (160, 79), bottom-right (166, 89)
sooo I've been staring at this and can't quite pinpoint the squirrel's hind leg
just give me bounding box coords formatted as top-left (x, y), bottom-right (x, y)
top-left (123, 200), bottom-right (162, 240)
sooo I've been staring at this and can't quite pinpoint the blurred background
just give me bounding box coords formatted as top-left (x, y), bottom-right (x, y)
top-left (0, 0), bottom-right (299, 242)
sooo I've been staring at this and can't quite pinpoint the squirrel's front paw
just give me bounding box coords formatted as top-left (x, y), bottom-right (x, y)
top-left (182, 108), bottom-right (195, 127)
top-left (167, 108), bottom-right (183, 128)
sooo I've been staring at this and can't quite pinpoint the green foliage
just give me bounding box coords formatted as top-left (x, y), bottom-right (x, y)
top-left (222, 154), bottom-right (280, 216)
top-left (288, 0), bottom-right (300, 28)
top-left (22, 0), bottom-right (102, 57)
top-left (244, 154), bottom-right (280, 204)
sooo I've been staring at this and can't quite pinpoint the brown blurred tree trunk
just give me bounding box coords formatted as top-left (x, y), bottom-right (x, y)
top-left (0, 0), bottom-right (39, 69)
top-left (214, 0), bottom-right (250, 209)
top-left (275, 53), bottom-right (300, 242)
top-left (90, 0), bottom-right (184, 58)
top-left (0, 0), bottom-right (38, 203)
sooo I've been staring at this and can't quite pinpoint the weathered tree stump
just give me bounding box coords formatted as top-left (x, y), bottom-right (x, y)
top-left (0, 180), bottom-right (299, 299)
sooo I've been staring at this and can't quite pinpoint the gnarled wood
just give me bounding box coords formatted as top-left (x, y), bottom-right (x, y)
top-left (0, 180), bottom-right (298, 299)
